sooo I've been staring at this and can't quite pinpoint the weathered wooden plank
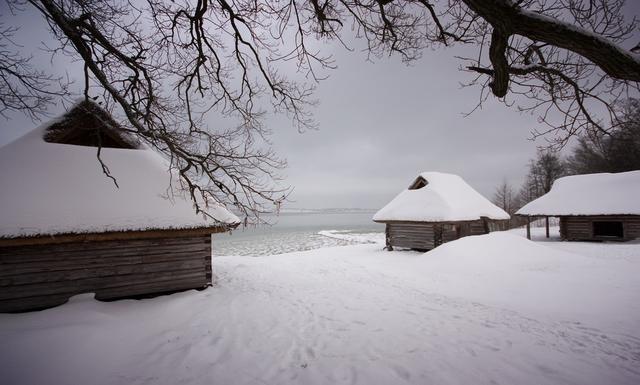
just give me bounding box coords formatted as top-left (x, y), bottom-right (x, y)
top-left (388, 231), bottom-right (433, 236)
top-left (388, 240), bottom-right (444, 249)
top-left (96, 277), bottom-right (208, 300)
top-left (389, 237), bottom-right (431, 243)
top-left (388, 230), bottom-right (431, 236)
top-left (388, 225), bottom-right (434, 230)
top-left (388, 228), bottom-right (430, 232)
top-left (390, 237), bottom-right (434, 246)
top-left (0, 242), bottom-right (209, 264)
top-left (0, 275), bottom-right (209, 313)
top-left (0, 268), bottom-right (206, 301)
top-left (388, 224), bottom-right (434, 229)
top-left (0, 236), bottom-right (209, 258)
top-left (390, 237), bottom-right (432, 243)
top-left (141, 250), bottom-right (210, 264)
top-left (0, 269), bottom-right (206, 300)
top-left (0, 227), bottom-right (221, 247)
top-left (0, 249), bottom-right (209, 277)
top-left (0, 246), bottom-right (208, 265)
top-left (1, 259), bottom-right (207, 286)
top-left (388, 225), bottom-right (433, 230)
top-left (389, 237), bottom-right (433, 243)
top-left (0, 235), bottom-right (210, 254)
top-left (389, 234), bottom-right (430, 239)
top-left (0, 256), bottom-right (144, 277)
top-left (392, 242), bottom-right (433, 248)
top-left (388, 226), bottom-right (433, 231)
top-left (389, 229), bottom-right (435, 235)
top-left (0, 293), bottom-right (72, 313)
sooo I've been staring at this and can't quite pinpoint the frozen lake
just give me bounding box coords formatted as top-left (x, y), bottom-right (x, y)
top-left (213, 211), bottom-right (385, 256)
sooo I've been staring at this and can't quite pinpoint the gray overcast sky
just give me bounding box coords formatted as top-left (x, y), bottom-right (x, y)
top-left (269, 43), bottom-right (544, 209)
top-left (2, 2), bottom-right (639, 210)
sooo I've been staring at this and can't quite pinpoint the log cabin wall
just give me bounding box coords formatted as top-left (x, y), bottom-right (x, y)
top-left (441, 224), bottom-right (458, 244)
top-left (0, 234), bottom-right (212, 313)
top-left (470, 220), bottom-right (489, 235)
top-left (559, 215), bottom-right (640, 241)
top-left (386, 220), bottom-right (492, 251)
top-left (386, 223), bottom-right (436, 250)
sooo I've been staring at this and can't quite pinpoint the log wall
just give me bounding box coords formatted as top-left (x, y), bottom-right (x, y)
top-left (559, 215), bottom-right (640, 241)
top-left (386, 219), bottom-right (492, 251)
top-left (0, 234), bottom-right (212, 313)
top-left (386, 222), bottom-right (436, 250)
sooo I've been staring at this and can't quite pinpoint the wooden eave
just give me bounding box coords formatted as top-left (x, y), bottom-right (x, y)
top-left (0, 224), bottom-right (239, 247)
top-left (515, 213), bottom-right (640, 218)
top-left (52, 125), bottom-right (135, 149)
top-left (373, 218), bottom-right (506, 225)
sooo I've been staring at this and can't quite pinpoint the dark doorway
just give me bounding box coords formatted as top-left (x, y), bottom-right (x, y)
top-left (592, 221), bottom-right (624, 238)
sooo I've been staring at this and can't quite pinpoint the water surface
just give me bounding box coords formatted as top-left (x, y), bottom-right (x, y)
top-left (213, 212), bottom-right (384, 256)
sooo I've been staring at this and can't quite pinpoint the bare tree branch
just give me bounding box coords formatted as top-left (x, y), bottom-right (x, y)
top-left (2, 0), bottom-right (639, 218)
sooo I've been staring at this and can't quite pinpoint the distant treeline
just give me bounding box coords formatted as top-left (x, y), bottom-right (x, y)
top-left (493, 98), bottom-right (640, 229)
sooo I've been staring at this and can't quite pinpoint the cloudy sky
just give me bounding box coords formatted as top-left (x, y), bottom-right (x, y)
top-left (2, 2), bottom-right (639, 210)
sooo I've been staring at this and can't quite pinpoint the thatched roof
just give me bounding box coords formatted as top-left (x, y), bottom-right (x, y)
top-left (0, 100), bottom-right (240, 239)
top-left (516, 171), bottom-right (640, 216)
top-left (373, 172), bottom-right (510, 223)
top-left (43, 100), bottom-right (139, 149)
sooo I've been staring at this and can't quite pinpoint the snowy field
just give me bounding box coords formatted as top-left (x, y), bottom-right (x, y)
top-left (1, 228), bottom-right (639, 385)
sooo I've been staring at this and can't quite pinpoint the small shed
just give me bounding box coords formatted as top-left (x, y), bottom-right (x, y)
top-left (0, 101), bottom-right (240, 312)
top-left (516, 171), bottom-right (640, 241)
top-left (373, 172), bottom-right (510, 250)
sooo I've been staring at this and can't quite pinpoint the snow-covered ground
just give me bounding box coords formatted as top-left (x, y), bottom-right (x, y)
top-left (1, 230), bottom-right (639, 385)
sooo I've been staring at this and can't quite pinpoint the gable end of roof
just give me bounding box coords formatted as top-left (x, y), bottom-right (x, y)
top-left (43, 100), bottom-right (139, 149)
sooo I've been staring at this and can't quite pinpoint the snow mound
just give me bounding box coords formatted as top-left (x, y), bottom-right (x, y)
top-left (422, 232), bottom-right (584, 272)
top-left (517, 170), bottom-right (640, 216)
top-left (373, 172), bottom-right (509, 222)
top-left (403, 232), bottom-right (639, 327)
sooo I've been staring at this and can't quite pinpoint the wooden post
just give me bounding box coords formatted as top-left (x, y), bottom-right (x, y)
top-left (526, 217), bottom-right (531, 240)
top-left (385, 224), bottom-right (393, 251)
top-left (545, 216), bottom-right (550, 238)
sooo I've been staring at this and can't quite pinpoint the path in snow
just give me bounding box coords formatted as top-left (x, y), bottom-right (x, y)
top-left (203, 247), bottom-right (639, 385)
top-left (1, 234), bottom-right (639, 385)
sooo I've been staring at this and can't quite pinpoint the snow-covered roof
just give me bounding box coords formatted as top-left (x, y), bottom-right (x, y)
top-left (516, 171), bottom-right (640, 216)
top-left (373, 172), bottom-right (510, 222)
top-left (0, 102), bottom-right (240, 239)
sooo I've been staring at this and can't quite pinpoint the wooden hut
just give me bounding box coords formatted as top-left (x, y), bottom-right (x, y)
top-left (0, 101), bottom-right (240, 313)
top-left (516, 171), bottom-right (640, 241)
top-left (373, 172), bottom-right (510, 251)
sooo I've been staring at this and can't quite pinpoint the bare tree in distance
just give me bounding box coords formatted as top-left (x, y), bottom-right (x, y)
top-left (2, 0), bottom-right (639, 219)
top-left (492, 179), bottom-right (520, 229)
top-left (566, 98), bottom-right (640, 173)
top-left (493, 179), bottom-right (515, 215)
top-left (517, 149), bottom-right (567, 208)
